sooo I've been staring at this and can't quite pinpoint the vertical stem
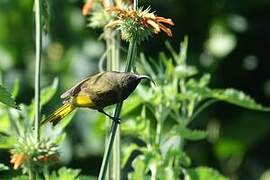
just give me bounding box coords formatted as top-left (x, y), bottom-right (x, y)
top-left (104, 30), bottom-right (112, 180)
top-left (98, 1), bottom-right (139, 179)
top-left (34, 0), bottom-right (42, 140)
top-left (133, 0), bottom-right (138, 10)
top-left (28, 160), bottom-right (36, 180)
top-left (110, 33), bottom-right (121, 180)
top-left (43, 165), bottom-right (50, 180)
top-left (98, 37), bottom-right (137, 180)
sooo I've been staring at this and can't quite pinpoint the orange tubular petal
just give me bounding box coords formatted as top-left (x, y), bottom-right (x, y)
top-left (102, 0), bottom-right (111, 8)
top-left (11, 154), bottom-right (25, 170)
top-left (156, 16), bottom-right (175, 26)
top-left (105, 20), bottom-right (121, 28)
top-left (82, 0), bottom-right (93, 16)
top-left (159, 23), bottom-right (173, 37)
top-left (146, 19), bottom-right (161, 33)
top-left (115, 0), bottom-right (122, 7)
top-left (106, 7), bottom-right (123, 13)
top-left (10, 155), bottom-right (17, 164)
top-left (144, 13), bottom-right (156, 20)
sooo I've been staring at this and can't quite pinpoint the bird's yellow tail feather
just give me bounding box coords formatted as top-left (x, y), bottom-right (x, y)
top-left (41, 104), bottom-right (75, 126)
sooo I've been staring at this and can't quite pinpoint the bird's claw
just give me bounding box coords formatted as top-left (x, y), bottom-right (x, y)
top-left (98, 109), bottom-right (121, 124)
top-left (110, 116), bottom-right (121, 124)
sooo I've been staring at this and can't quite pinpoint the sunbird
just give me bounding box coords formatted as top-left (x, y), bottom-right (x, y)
top-left (41, 71), bottom-right (154, 125)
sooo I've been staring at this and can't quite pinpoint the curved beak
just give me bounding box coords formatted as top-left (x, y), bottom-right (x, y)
top-left (138, 75), bottom-right (156, 86)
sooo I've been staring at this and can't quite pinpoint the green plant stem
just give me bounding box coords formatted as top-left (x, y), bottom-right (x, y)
top-left (180, 79), bottom-right (187, 117)
top-left (104, 29), bottom-right (121, 180)
top-left (189, 99), bottom-right (218, 122)
top-left (110, 33), bottom-right (121, 180)
top-left (28, 160), bottom-right (36, 180)
top-left (133, 0), bottom-right (138, 10)
top-left (98, 36), bottom-right (137, 180)
top-left (43, 165), bottom-right (50, 180)
top-left (34, 0), bottom-right (42, 141)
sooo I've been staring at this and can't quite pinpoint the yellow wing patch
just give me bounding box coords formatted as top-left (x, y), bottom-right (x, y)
top-left (74, 95), bottom-right (95, 107)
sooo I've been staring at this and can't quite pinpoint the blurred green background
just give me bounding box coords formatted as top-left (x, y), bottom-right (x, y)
top-left (0, 0), bottom-right (270, 179)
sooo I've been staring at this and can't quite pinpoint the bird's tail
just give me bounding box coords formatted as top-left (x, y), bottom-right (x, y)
top-left (41, 104), bottom-right (75, 126)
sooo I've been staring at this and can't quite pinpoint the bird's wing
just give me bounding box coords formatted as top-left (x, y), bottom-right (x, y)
top-left (60, 72), bottom-right (106, 99)
top-left (60, 77), bottom-right (91, 99)
top-left (83, 72), bottom-right (121, 108)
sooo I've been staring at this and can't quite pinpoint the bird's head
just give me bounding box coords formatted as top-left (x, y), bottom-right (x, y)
top-left (120, 73), bottom-right (155, 99)
top-left (121, 73), bottom-right (155, 87)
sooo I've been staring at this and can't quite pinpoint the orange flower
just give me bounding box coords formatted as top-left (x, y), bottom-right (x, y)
top-left (38, 154), bottom-right (59, 163)
top-left (10, 154), bottom-right (26, 170)
top-left (82, 0), bottom-right (94, 16)
top-left (106, 7), bottom-right (175, 37)
top-left (102, 0), bottom-right (111, 8)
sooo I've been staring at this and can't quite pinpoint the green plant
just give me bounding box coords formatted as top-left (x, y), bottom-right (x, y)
top-left (119, 37), bottom-right (268, 179)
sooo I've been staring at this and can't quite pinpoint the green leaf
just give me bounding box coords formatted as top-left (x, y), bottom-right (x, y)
top-left (0, 163), bottom-right (9, 171)
top-left (54, 132), bottom-right (66, 145)
top-left (57, 167), bottom-right (81, 180)
top-left (174, 65), bottom-right (198, 78)
top-left (122, 95), bottom-right (143, 116)
top-left (12, 176), bottom-right (29, 180)
top-left (165, 41), bottom-right (179, 63)
top-left (211, 88), bottom-right (270, 111)
top-left (0, 132), bottom-right (16, 149)
top-left (186, 167), bottom-right (228, 180)
top-left (0, 84), bottom-right (18, 109)
top-left (187, 81), bottom-right (270, 111)
top-left (11, 79), bottom-right (20, 98)
top-left (158, 166), bottom-right (175, 180)
top-left (163, 146), bottom-right (191, 167)
top-left (29, 78), bottom-right (58, 119)
top-left (128, 156), bottom-right (151, 180)
top-left (178, 126), bottom-right (208, 140)
top-left (121, 143), bottom-right (140, 168)
top-left (40, 78), bottom-right (59, 106)
top-left (198, 74), bottom-right (211, 87)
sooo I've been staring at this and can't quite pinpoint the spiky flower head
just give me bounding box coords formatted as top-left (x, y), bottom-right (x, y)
top-left (106, 7), bottom-right (175, 42)
top-left (10, 135), bottom-right (59, 170)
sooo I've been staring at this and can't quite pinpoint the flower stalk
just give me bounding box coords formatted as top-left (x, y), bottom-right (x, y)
top-left (98, 4), bottom-right (138, 180)
top-left (108, 33), bottom-right (121, 180)
top-left (34, 0), bottom-right (42, 141)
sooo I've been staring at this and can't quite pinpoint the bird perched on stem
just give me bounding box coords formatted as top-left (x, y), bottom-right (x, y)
top-left (41, 71), bottom-right (154, 125)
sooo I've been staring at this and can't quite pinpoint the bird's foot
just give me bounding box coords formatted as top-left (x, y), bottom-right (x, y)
top-left (110, 116), bottom-right (121, 124)
top-left (98, 109), bottom-right (121, 124)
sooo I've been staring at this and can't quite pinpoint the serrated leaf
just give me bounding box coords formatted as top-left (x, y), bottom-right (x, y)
top-left (121, 143), bottom-right (140, 168)
top-left (186, 167), bottom-right (228, 180)
top-left (211, 88), bottom-right (269, 111)
top-left (0, 163), bottom-right (9, 171)
top-left (187, 82), bottom-right (269, 111)
top-left (178, 126), bottom-right (208, 140)
top-left (0, 84), bottom-right (18, 109)
top-left (57, 167), bottom-right (81, 180)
